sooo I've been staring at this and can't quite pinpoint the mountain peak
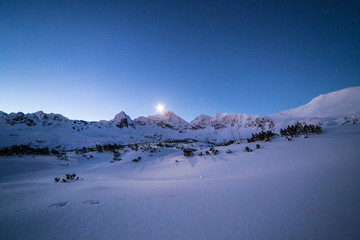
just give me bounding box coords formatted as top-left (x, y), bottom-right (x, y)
top-left (108, 111), bottom-right (134, 128)
top-left (113, 111), bottom-right (129, 120)
top-left (149, 111), bottom-right (188, 124)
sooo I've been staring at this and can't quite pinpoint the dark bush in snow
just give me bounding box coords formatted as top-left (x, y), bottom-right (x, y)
top-left (226, 149), bottom-right (232, 154)
top-left (209, 147), bottom-right (219, 155)
top-left (96, 145), bottom-right (103, 152)
top-left (245, 147), bottom-right (252, 152)
top-left (256, 144), bottom-right (260, 149)
top-left (113, 150), bottom-right (121, 161)
top-left (218, 140), bottom-right (235, 146)
top-left (132, 156), bottom-right (142, 162)
top-left (55, 173), bottom-right (80, 183)
top-left (280, 122), bottom-right (322, 138)
top-left (247, 131), bottom-right (276, 143)
top-left (183, 149), bottom-right (195, 157)
top-left (0, 145), bottom-right (52, 156)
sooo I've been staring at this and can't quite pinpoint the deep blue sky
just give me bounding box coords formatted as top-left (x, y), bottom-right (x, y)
top-left (1, 0), bottom-right (359, 121)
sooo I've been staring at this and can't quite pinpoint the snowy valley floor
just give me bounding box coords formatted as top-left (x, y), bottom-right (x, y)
top-left (1, 125), bottom-right (360, 240)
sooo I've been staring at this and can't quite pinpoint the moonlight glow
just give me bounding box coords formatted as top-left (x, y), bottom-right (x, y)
top-left (156, 104), bottom-right (165, 113)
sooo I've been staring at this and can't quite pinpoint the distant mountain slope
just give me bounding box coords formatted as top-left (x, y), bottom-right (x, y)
top-left (270, 86), bottom-right (360, 120)
top-left (134, 111), bottom-right (189, 130)
top-left (0, 86), bottom-right (359, 149)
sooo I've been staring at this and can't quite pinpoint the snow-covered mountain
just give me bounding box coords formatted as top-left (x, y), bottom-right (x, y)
top-left (190, 114), bottom-right (212, 129)
top-left (134, 111), bottom-right (189, 130)
top-left (103, 111), bottom-right (135, 129)
top-left (270, 86), bottom-right (360, 120)
top-left (1, 86), bottom-right (359, 149)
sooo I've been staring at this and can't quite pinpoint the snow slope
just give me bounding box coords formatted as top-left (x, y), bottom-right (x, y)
top-left (1, 124), bottom-right (359, 239)
top-left (270, 86), bottom-right (360, 120)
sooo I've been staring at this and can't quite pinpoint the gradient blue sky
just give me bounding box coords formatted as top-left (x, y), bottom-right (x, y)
top-left (1, 0), bottom-right (359, 121)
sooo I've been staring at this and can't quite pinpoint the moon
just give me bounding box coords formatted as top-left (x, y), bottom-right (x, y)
top-left (156, 104), bottom-right (165, 113)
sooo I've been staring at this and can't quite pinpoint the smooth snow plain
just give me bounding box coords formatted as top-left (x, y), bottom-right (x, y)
top-left (1, 125), bottom-right (360, 240)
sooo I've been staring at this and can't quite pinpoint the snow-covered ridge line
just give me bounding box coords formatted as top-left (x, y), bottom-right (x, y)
top-left (2, 86), bottom-right (360, 127)
top-left (0, 86), bottom-right (359, 149)
top-left (270, 86), bottom-right (360, 119)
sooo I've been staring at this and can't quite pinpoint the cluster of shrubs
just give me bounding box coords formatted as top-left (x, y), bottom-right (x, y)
top-left (112, 150), bottom-right (121, 162)
top-left (245, 146), bottom-right (253, 152)
top-left (183, 148), bottom-right (196, 157)
top-left (247, 131), bottom-right (276, 143)
top-left (209, 147), bottom-right (219, 155)
top-left (245, 144), bottom-right (261, 152)
top-left (95, 144), bottom-right (125, 153)
top-left (55, 173), bottom-right (79, 183)
top-left (218, 140), bottom-right (235, 146)
top-left (156, 142), bottom-right (172, 148)
top-left (198, 147), bottom-right (219, 156)
top-left (0, 145), bottom-right (60, 156)
top-left (280, 122), bottom-right (322, 138)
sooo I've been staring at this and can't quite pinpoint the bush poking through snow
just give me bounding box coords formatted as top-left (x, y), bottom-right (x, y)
top-left (209, 147), bottom-right (219, 155)
top-left (183, 149), bottom-right (195, 157)
top-left (96, 145), bottom-right (103, 152)
top-left (245, 147), bottom-right (252, 152)
top-left (256, 144), bottom-right (261, 149)
top-left (55, 173), bottom-right (79, 183)
top-left (113, 150), bottom-right (121, 161)
top-left (226, 149), bottom-right (232, 154)
top-left (198, 152), bottom-right (203, 156)
top-left (132, 156), bottom-right (142, 162)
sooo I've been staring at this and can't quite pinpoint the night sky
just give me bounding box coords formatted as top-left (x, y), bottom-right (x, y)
top-left (1, 0), bottom-right (359, 121)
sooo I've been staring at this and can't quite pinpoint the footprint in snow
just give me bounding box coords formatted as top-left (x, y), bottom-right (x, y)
top-left (48, 202), bottom-right (70, 209)
top-left (82, 200), bottom-right (101, 206)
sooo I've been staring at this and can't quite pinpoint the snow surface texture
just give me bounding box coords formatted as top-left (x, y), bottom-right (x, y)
top-left (1, 86), bottom-right (359, 150)
top-left (0, 125), bottom-right (360, 239)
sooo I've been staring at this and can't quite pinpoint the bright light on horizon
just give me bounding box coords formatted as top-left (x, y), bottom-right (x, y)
top-left (156, 103), bottom-right (165, 113)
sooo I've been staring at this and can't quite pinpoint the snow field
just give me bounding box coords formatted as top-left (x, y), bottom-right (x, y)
top-left (1, 125), bottom-right (360, 239)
